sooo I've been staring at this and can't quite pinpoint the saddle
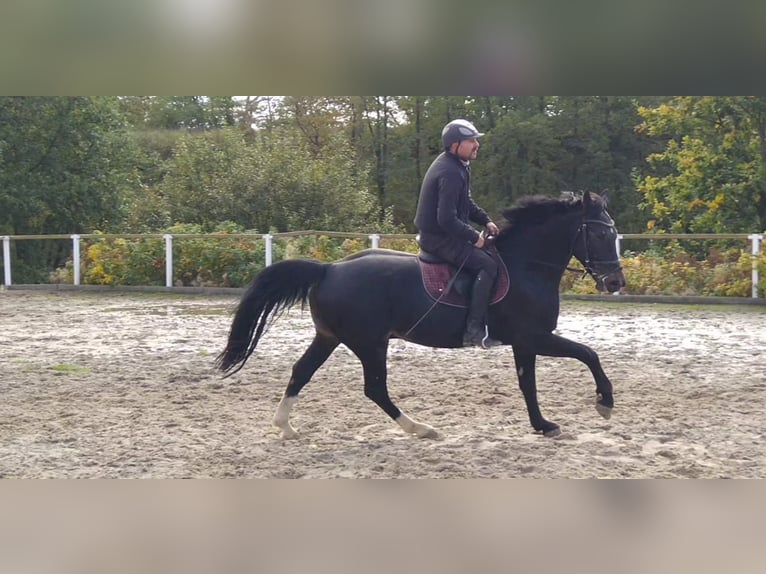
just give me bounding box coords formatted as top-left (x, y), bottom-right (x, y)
top-left (417, 249), bottom-right (510, 308)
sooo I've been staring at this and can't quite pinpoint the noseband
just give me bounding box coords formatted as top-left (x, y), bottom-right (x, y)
top-left (573, 218), bottom-right (623, 283)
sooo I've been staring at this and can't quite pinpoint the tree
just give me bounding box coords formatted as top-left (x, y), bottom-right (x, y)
top-left (252, 129), bottom-right (380, 232)
top-left (636, 96), bottom-right (766, 233)
top-left (159, 128), bottom-right (257, 230)
top-left (157, 124), bottom-right (380, 233)
top-left (551, 96), bottom-right (664, 231)
top-left (0, 96), bottom-right (134, 234)
top-left (472, 96), bottom-right (666, 230)
top-left (474, 108), bottom-right (561, 219)
top-left (0, 96), bottom-right (137, 280)
top-left (349, 96), bottom-right (398, 223)
top-left (119, 96), bottom-right (239, 131)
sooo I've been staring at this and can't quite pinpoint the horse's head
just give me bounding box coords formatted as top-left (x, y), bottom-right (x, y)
top-left (573, 192), bottom-right (627, 293)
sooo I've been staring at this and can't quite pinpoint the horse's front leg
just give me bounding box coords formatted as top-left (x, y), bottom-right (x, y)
top-left (512, 350), bottom-right (561, 437)
top-left (532, 332), bottom-right (614, 419)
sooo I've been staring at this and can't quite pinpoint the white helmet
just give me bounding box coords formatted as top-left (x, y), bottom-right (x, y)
top-left (442, 119), bottom-right (484, 150)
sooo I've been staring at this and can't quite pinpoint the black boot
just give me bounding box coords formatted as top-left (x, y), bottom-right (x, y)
top-left (463, 270), bottom-right (502, 348)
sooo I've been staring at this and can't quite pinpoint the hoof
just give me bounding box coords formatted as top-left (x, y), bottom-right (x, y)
top-left (274, 422), bottom-right (300, 440)
top-left (534, 420), bottom-right (560, 437)
top-left (415, 425), bottom-right (440, 440)
top-left (543, 427), bottom-right (562, 438)
top-left (595, 402), bottom-right (613, 420)
top-left (397, 415), bottom-right (440, 439)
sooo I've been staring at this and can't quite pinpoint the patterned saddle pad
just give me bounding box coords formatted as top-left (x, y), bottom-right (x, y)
top-left (417, 253), bottom-right (510, 308)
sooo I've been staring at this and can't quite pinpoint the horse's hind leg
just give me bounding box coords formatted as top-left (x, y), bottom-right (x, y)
top-left (513, 350), bottom-right (561, 437)
top-left (273, 333), bottom-right (339, 439)
top-left (351, 341), bottom-right (439, 439)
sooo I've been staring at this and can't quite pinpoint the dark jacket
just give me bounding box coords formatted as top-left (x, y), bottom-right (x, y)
top-left (414, 151), bottom-right (490, 256)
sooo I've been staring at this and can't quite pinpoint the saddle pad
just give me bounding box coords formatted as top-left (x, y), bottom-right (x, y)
top-left (418, 257), bottom-right (510, 308)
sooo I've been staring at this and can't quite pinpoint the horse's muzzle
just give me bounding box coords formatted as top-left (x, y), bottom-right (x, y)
top-left (597, 269), bottom-right (627, 293)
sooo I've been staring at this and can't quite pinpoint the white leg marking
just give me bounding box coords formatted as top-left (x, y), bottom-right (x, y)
top-left (396, 412), bottom-right (439, 439)
top-left (273, 395), bottom-right (299, 439)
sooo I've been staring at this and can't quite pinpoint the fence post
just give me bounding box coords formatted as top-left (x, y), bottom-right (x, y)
top-left (369, 233), bottom-right (380, 249)
top-left (2, 236), bottom-right (10, 286)
top-left (163, 234), bottom-right (174, 288)
top-left (749, 233), bottom-right (763, 298)
top-left (264, 234), bottom-right (273, 267)
top-left (613, 234), bottom-right (624, 296)
top-left (71, 234), bottom-right (81, 286)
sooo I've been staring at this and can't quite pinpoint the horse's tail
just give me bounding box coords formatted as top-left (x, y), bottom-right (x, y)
top-left (215, 259), bottom-right (328, 377)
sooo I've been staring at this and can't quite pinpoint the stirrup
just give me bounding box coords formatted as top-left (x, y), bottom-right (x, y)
top-left (463, 325), bottom-right (501, 349)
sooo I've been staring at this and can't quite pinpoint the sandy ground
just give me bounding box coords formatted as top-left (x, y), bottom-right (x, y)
top-left (0, 290), bottom-right (764, 478)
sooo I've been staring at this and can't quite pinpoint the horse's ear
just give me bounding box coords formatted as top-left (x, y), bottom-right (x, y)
top-left (582, 190), bottom-right (591, 210)
top-left (601, 190), bottom-right (610, 205)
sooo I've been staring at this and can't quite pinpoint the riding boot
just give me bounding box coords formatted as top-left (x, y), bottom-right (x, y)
top-left (463, 270), bottom-right (502, 348)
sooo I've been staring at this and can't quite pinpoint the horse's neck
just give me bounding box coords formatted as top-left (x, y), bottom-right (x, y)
top-left (501, 218), bottom-right (580, 271)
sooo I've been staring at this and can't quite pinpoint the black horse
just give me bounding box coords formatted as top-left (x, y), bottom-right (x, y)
top-left (216, 192), bottom-right (626, 438)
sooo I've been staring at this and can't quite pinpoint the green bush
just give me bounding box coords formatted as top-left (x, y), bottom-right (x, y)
top-left (169, 223), bottom-right (273, 287)
top-left (79, 235), bottom-right (165, 286)
top-left (380, 236), bottom-right (419, 254)
top-left (52, 223), bottom-right (277, 288)
top-left (51, 232), bottom-right (765, 297)
top-left (559, 245), bottom-right (764, 297)
top-left (281, 235), bottom-right (355, 262)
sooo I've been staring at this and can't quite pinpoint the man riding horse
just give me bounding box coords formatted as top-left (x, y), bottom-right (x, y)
top-left (414, 119), bottom-right (501, 348)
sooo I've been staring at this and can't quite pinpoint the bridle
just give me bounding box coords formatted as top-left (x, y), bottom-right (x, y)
top-left (570, 217), bottom-right (623, 283)
top-left (524, 214), bottom-right (623, 283)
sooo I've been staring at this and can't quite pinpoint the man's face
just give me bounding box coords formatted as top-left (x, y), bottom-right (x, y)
top-left (453, 137), bottom-right (480, 161)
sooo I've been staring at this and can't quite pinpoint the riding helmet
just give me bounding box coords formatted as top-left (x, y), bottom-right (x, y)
top-left (442, 119), bottom-right (484, 150)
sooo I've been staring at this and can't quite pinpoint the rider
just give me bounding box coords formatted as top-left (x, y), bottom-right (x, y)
top-left (414, 119), bottom-right (501, 348)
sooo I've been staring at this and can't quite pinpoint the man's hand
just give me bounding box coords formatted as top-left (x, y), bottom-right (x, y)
top-left (486, 221), bottom-right (499, 236)
top-left (474, 233), bottom-right (485, 248)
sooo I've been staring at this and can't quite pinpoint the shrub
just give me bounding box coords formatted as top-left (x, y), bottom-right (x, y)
top-left (52, 223), bottom-right (277, 288)
top-left (380, 236), bottom-right (419, 254)
top-left (559, 245), bottom-right (759, 297)
top-left (79, 235), bottom-right (165, 286)
top-left (169, 223), bottom-right (273, 287)
top-left (50, 232), bottom-right (764, 297)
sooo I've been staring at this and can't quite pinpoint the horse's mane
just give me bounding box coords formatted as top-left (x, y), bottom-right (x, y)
top-left (500, 192), bottom-right (597, 232)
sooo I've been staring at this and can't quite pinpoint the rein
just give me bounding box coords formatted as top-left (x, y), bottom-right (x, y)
top-left (528, 218), bottom-right (623, 282)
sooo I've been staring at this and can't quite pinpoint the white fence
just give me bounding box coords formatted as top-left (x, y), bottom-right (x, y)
top-left (2, 231), bottom-right (764, 298)
top-left (0, 230), bottom-right (393, 288)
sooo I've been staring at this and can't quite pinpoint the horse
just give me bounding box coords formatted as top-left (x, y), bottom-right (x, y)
top-left (216, 191), bottom-right (626, 439)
